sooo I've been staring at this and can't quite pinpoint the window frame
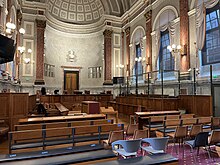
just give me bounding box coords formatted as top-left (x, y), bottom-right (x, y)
top-left (159, 30), bottom-right (174, 71)
top-left (202, 3), bottom-right (220, 65)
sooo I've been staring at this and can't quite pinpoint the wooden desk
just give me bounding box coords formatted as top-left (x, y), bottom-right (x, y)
top-left (136, 111), bottom-right (180, 130)
top-left (82, 101), bottom-right (100, 114)
top-left (94, 153), bottom-right (178, 165)
top-left (18, 114), bottom-right (106, 124)
top-left (100, 107), bottom-right (118, 123)
top-left (135, 110), bottom-right (180, 117)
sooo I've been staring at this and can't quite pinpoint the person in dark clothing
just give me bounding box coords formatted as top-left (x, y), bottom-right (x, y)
top-left (41, 87), bottom-right (46, 95)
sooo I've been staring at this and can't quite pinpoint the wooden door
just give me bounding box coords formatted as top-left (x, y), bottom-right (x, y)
top-left (64, 71), bottom-right (79, 94)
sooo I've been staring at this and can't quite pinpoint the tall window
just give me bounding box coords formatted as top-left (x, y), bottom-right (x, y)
top-left (135, 44), bottom-right (143, 80)
top-left (159, 30), bottom-right (174, 71)
top-left (202, 3), bottom-right (220, 65)
top-left (88, 66), bottom-right (102, 78)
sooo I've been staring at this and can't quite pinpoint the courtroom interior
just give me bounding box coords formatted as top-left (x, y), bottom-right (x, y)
top-left (0, 0), bottom-right (220, 164)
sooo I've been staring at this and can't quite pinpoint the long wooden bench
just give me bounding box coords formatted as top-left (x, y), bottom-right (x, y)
top-left (15, 119), bottom-right (114, 131)
top-left (18, 114), bottom-right (106, 124)
top-left (9, 123), bottom-right (124, 153)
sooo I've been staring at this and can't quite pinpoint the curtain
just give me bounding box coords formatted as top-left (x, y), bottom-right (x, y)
top-left (154, 22), bottom-right (176, 69)
top-left (196, 0), bottom-right (219, 50)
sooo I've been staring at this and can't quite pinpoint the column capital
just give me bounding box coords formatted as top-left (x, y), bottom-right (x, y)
top-left (35, 19), bottom-right (46, 29)
top-left (103, 29), bottom-right (113, 38)
top-left (125, 27), bottom-right (130, 36)
top-left (145, 10), bottom-right (152, 21)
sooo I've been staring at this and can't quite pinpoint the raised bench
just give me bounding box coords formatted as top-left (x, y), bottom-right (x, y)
top-left (9, 123), bottom-right (124, 154)
top-left (0, 149), bottom-right (117, 165)
top-left (15, 119), bottom-right (114, 131)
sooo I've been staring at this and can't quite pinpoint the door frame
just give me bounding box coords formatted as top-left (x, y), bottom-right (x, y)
top-left (211, 83), bottom-right (220, 117)
top-left (64, 70), bottom-right (79, 91)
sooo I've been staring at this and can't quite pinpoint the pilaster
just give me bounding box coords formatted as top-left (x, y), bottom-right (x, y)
top-left (103, 29), bottom-right (113, 85)
top-left (34, 19), bottom-right (46, 85)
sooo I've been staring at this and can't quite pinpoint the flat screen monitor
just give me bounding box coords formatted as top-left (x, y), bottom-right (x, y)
top-left (113, 77), bottom-right (124, 84)
top-left (0, 34), bottom-right (15, 64)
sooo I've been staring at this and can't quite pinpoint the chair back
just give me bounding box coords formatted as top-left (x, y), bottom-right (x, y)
top-left (193, 132), bottom-right (209, 148)
top-left (174, 126), bottom-right (188, 138)
top-left (121, 139), bottom-right (141, 153)
top-left (133, 129), bottom-right (148, 139)
top-left (189, 124), bottom-right (202, 138)
top-left (112, 139), bottom-right (141, 153)
top-left (126, 124), bottom-right (138, 135)
top-left (142, 137), bottom-right (169, 151)
top-left (209, 130), bottom-right (220, 145)
top-left (108, 130), bottom-right (124, 144)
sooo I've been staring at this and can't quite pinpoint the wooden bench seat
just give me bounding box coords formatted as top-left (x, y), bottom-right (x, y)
top-left (9, 123), bottom-right (124, 153)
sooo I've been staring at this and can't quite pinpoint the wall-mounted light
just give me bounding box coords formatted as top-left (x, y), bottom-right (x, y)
top-left (116, 64), bottom-right (124, 69)
top-left (135, 56), bottom-right (146, 62)
top-left (167, 44), bottom-right (187, 56)
top-left (18, 46), bottom-right (25, 54)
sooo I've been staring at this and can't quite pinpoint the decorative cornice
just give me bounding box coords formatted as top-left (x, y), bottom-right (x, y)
top-left (36, 19), bottom-right (46, 29)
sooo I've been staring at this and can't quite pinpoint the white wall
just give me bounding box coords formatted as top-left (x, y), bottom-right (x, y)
top-left (44, 25), bottom-right (104, 90)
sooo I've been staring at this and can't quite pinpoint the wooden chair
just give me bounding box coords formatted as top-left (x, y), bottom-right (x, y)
top-left (166, 115), bottom-right (180, 120)
top-left (167, 126), bottom-right (188, 154)
top-left (181, 118), bottom-right (197, 126)
top-left (145, 116), bottom-right (164, 137)
top-left (133, 129), bottom-right (148, 139)
top-left (180, 114), bottom-right (195, 119)
top-left (125, 124), bottom-right (138, 136)
top-left (188, 124), bottom-right (202, 139)
top-left (197, 117), bottom-right (212, 130)
top-left (103, 130), bottom-right (124, 146)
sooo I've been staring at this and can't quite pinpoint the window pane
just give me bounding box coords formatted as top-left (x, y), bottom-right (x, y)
top-left (206, 22), bottom-right (211, 30)
top-left (211, 19), bottom-right (218, 28)
top-left (206, 15), bottom-right (210, 22)
top-left (210, 11), bottom-right (217, 20)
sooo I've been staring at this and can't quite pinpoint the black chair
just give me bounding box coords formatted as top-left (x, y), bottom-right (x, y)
top-left (184, 132), bottom-right (211, 162)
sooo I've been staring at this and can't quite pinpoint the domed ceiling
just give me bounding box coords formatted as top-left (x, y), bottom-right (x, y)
top-left (48, 0), bottom-right (104, 24)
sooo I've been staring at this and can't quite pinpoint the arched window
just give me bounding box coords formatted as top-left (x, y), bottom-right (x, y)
top-left (202, 2), bottom-right (220, 65)
top-left (135, 44), bottom-right (143, 80)
top-left (159, 30), bottom-right (174, 71)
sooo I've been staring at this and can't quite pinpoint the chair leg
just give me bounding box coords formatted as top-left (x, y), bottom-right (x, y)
top-left (205, 146), bottom-right (211, 161)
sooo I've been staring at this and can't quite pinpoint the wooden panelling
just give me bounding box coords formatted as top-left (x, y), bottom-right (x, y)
top-left (0, 93), bottom-right (29, 131)
top-left (28, 95), bottom-right (36, 112)
top-left (0, 94), bottom-right (10, 118)
top-left (115, 95), bottom-right (212, 117)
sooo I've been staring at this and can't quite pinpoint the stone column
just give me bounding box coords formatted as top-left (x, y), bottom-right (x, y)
top-left (34, 19), bottom-right (46, 85)
top-left (125, 27), bottom-right (130, 76)
top-left (145, 10), bottom-right (152, 73)
top-left (103, 29), bottom-right (112, 85)
top-left (180, 0), bottom-right (190, 73)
